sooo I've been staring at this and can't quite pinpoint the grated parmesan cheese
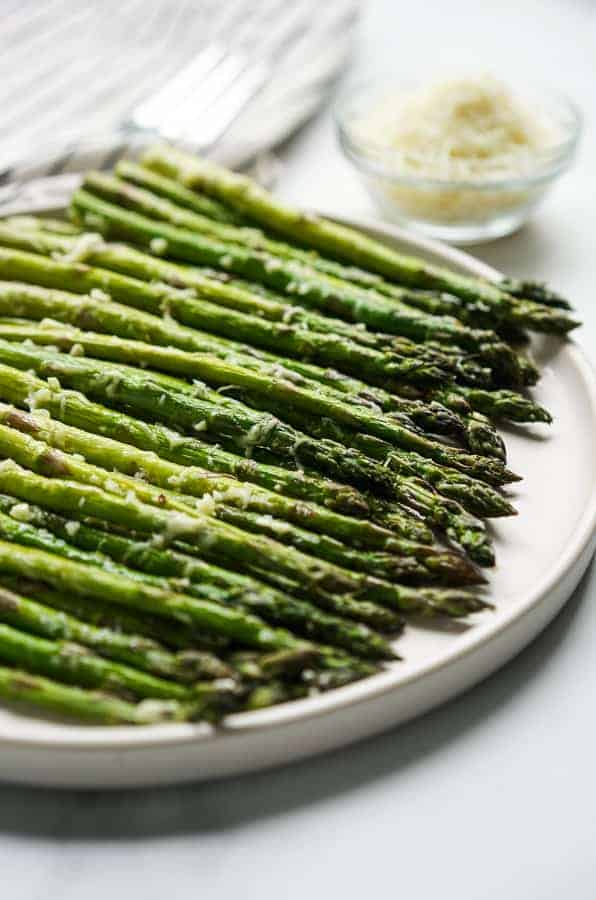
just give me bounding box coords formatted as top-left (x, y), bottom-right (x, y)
top-left (150, 237), bottom-right (168, 255)
top-left (89, 288), bottom-right (111, 302)
top-left (55, 233), bottom-right (105, 264)
top-left (352, 75), bottom-right (560, 223)
top-left (194, 493), bottom-right (216, 517)
top-left (355, 75), bottom-right (558, 182)
top-left (9, 503), bottom-right (34, 522)
top-left (240, 416), bottom-right (277, 458)
top-left (26, 387), bottom-right (53, 410)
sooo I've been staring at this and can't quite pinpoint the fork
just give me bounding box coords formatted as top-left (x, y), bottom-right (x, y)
top-left (0, 0), bottom-right (358, 193)
top-left (127, 0), bottom-right (310, 153)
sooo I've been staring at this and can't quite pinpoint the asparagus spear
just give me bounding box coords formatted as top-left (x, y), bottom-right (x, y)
top-left (5, 215), bottom-right (83, 236)
top-left (70, 188), bottom-right (523, 353)
top-left (0, 531), bottom-right (326, 651)
top-left (0, 527), bottom-right (389, 667)
top-left (0, 308), bottom-right (472, 446)
top-left (317, 259), bottom-right (575, 338)
top-left (143, 144), bottom-right (579, 333)
top-left (0, 406), bottom-right (446, 594)
top-left (0, 339), bottom-right (515, 487)
top-left (0, 665), bottom-right (199, 724)
top-left (0, 284), bottom-right (455, 442)
top-left (0, 359), bottom-right (499, 564)
top-left (0, 427), bottom-right (391, 599)
top-left (114, 161), bottom-right (246, 222)
top-left (0, 503), bottom-right (394, 659)
top-left (0, 401), bottom-right (443, 565)
top-left (0, 460), bottom-right (485, 618)
top-left (0, 360), bottom-right (435, 544)
top-left (0, 342), bottom-right (396, 497)
top-left (0, 407), bottom-right (494, 570)
top-left (0, 240), bottom-right (476, 440)
top-left (223, 393), bottom-right (512, 519)
top-left (0, 494), bottom-right (476, 624)
top-left (121, 159), bottom-right (573, 325)
top-left (0, 249), bottom-right (457, 389)
top-left (0, 621), bottom-right (227, 701)
top-left (0, 307), bottom-right (499, 484)
top-left (0, 231), bottom-right (511, 404)
top-left (0, 582), bottom-right (231, 683)
top-left (450, 386), bottom-right (553, 424)
top-left (0, 228), bottom-right (405, 357)
top-left (113, 163), bottom-right (573, 348)
top-left (0, 414), bottom-right (408, 628)
top-left (0, 580), bottom-right (333, 688)
top-left (500, 278), bottom-right (572, 310)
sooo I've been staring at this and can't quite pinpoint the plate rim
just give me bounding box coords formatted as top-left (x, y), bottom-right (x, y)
top-left (0, 189), bottom-right (595, 753)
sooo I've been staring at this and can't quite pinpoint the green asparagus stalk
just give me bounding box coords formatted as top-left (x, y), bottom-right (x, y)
top-left (70, 188), bottom-right (522, 352)
top-left (0, 531), bottom-right (325, 652)
top-left (0, 227), bottom-right (406, 357)
top-left (114, 163), bottom-right (572, 350)
top-left (0, 582), bottom-right (232, 683)
top-left (0, 359), bottom-right (435, 544)
top-left (0, 494), bottom-right (475, 627)
top-left (5, 215), bottom-right (83, 236)
top-left (0, 496), bottom-right (477, 632)
top-left (0, 621), bottom-right (225, 701)
top-left (500, 278), bottom-right (572, 310)
top-left (317, 258), bottom-right (575, 338)
top-left (0, 230), bottom-right (512, 405)
top-left (0, 401), bottom-right (445, 568)
top-left (0, 308), bottom-right (472, 447)
top-left (116, 162), bottom-right (246, 224)
top-left (0, 307), bottom-right (500, 486)
top-left (0, 339), bottom-right (515, 487)
top-left (0, 428), bottom-right (390, 598)
top-left (0, 501), bottom-right (394, 659)
top-left (129, 162), bottom-right (563, 331)
top-left (223, 393), bottom-right (513, 519)
top-left (16, 590), bottom-right (227, 652)
top-left (450, 386), bottom-right (553, 424)
top-left (0, 460), bottom-right (485, 618)
top-left (0, 665), bottom-right (200, 724)
top-left (0, 408), bottom-right (438, 596)
top-left (0, 284), bottom-right (455, 442)
top-left (461, 411), bottom-right (507, 460)
top-left (69, 189), bottom-right (523, 387)
top-left (0, 340), bottom-right (398, 496)
top-left (0, 359), bottom-right (498, 566)
top-left (0, 580), bottom-right (329, 687)
top-left (0, 438), bottom-right (463, 622)
top-left (0, 249), bottom-right (455, 388)
top-left (143, 144), bottom-right (579, 333)
top-left (0, 243), bottom-right (476, 442)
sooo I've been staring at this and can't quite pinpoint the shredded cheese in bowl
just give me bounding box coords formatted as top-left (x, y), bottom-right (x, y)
top-left (354, 76), bottom-right (558, 182)
top-left (337, 75), bottom-right (580, 242)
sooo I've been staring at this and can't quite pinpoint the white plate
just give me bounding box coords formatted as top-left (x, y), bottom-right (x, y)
top-left (0, 185), bottom-right (595, 788)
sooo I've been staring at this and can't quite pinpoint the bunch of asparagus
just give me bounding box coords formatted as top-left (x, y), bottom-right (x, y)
top-left (0, 145), bottom-right (578, 726)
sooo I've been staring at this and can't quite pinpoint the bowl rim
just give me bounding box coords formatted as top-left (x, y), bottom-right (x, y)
top-left (335, 78), bottom-right (583, 191)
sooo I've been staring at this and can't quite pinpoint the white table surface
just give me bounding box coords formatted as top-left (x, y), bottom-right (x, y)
top-left (2, 1), bottom-right (595, 897)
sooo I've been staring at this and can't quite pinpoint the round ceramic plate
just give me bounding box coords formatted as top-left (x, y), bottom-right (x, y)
top-left (0, 178), bottom-right (595, 788)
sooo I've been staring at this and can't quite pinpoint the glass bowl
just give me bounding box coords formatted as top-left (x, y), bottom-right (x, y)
top-left (335, 79), bottom-right (582, 244)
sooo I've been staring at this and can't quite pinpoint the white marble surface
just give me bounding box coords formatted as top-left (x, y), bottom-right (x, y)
top-left (2, 1), bottom-right (596, 897)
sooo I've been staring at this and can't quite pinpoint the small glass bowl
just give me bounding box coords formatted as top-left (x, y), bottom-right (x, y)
top-left (335, 80), bottom-right (582, 244)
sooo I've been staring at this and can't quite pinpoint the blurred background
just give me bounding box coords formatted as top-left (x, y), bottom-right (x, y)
top-left (0, 0), bottom-right (358, 180)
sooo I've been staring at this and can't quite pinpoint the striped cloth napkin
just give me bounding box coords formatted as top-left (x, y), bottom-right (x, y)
top-left (0, 0), bottom-right (357, 189)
